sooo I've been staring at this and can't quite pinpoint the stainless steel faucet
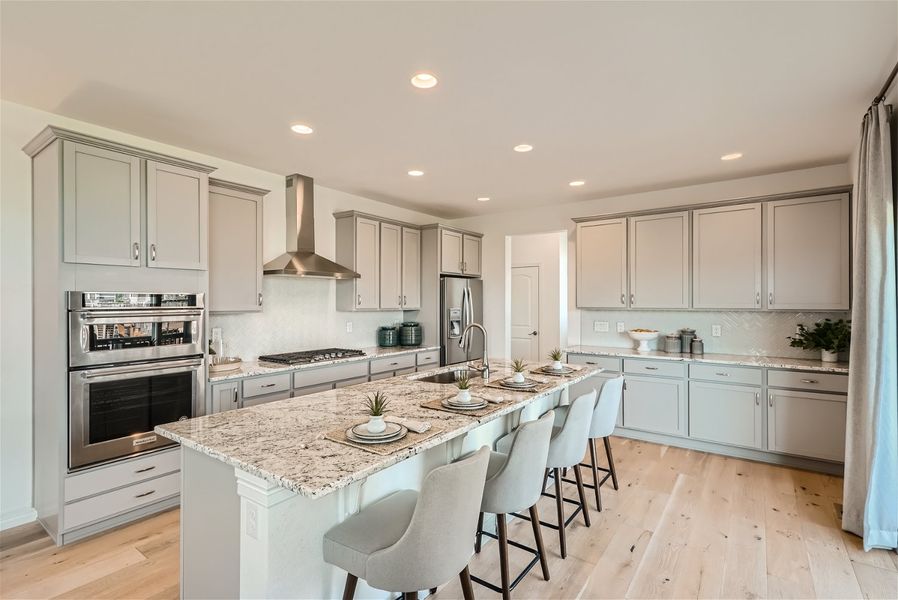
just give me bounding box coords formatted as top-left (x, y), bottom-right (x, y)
top-left (459, 322), bottom-right (490, 379)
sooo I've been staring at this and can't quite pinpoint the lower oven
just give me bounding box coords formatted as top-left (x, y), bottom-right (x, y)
top-left (68, 356), bottom-right (204, 470)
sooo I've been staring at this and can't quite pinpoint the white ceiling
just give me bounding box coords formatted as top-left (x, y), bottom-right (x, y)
top-left (2, 1), bottom-right (895, 218)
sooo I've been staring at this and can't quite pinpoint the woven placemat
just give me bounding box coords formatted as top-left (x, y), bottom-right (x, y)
top-left (528, 364), bottom-right (584, 378)
top-left (420, 395), bottom-right (508, 418)
top-left (324, 423), bottom-right (445, 456)
top-left (483, 377), bottom-right (555, 394)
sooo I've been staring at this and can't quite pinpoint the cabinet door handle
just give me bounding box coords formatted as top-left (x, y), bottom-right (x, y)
top-left (233, 388), bottom-right (238, 404)
top-left (258, 293), bottom-right (263, 306)
top-left (133, 242), bottom-right (140, 260)
top-left (357, 294), bottom-right (362, 306)
top-left (768, 291), bottom-right (774, 306)
top-left (715, 372), bottom-right (729, 377)
top-left (768, 393), bottom-right (773, 407)
top-left (755, 392), bottom-right (760, 406)
top-left (756, 291), bottom-right (760, 305)
top-left (800, 379), bottom-right (819, 384)
top-left (150, 244), bottom-right (157, 261)
top-left (620, 293), bottom-right (625, 305)
top-left (403, 295), bottom-right (407, 306)
top-left (630, 293), bottom-right (635, 305)
top-left (644, 366), bottom-right (658, 371)
top-left (134, 465), bottom-right (156, 474)
top-left (459, 261), bottom-right (463, 273)
top-left (135, 489), bottom-right (156, 499)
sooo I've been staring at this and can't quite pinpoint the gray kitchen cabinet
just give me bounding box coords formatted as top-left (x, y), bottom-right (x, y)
top-left (210, 381), bottom-right (240, 414)
top-left (208, 180), bottom-right (267, 312)
top-left (462, 234), bottom-right (482, 276)
top-left (337, 215), bottom-right (380, 310)
top-left (692, 203), bottom-right (763, 309)
top-left (628, 211), bottom-right (690, 309)
top-left (689, 381), bottom-right (762, 449)
top-left (440, 229), bottom-right (464, 275)
top-left (765, 194), bottom-right (850, 310)
top-left (767, 388), bottom-right (847, 462)
top-left (146, 161), bottom-right (209, 270)
top-left (622, 374), bottom-right (686, 436)
top-left (401, 227), bottom-right (421, 309)
top-left (379, 222), bottom-right (402, 310)
top-left (62, 141), bottom-right (141, 267)
top-left (576, 218), bottom-right (628, 309)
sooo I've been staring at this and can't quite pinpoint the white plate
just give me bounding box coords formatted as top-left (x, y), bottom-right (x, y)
top-left (345, 426), bottom-right (407, 445)
top-left (350, 421), bottom-right (403, 440)
top-left (500, 379), bottom-right (538, 390)
top-left (538, 366), bottom-right (574, 375)
top-left (441, 398), bottom-right (488, 410)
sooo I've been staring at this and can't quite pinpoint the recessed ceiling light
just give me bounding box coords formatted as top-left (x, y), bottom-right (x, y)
top-left (477, 197), bottom-right (490, 202)
top-left (410, 72), bottom-right (438, 89)
top-left (569, 180), bottom-right (585, 187)
top-left (720, 152), bottom-right (743, 161)
top-left (290, 124), bottom-right (314, 135)
top-left (408, 170), bottom-right (424, 177)
top-left (513, 144), bottom-right (533, 153)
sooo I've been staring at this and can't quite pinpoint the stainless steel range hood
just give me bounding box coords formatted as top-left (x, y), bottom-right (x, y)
top-left (263, 174), bottom-right (360, 279)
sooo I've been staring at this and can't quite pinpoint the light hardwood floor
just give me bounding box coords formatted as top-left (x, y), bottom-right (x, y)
top-left (2, 438), bottom-right (895, 599)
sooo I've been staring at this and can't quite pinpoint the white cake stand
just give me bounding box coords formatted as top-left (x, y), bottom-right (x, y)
top-left (628, 330), bottom-right (660, 352)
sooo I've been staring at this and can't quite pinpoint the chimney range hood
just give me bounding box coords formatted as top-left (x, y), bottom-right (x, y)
top-left (263, 174), bottom-right (360, 279)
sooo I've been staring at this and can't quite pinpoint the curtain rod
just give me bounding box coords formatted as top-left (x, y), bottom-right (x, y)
top-left (873, 61), bottom-right (898, 104)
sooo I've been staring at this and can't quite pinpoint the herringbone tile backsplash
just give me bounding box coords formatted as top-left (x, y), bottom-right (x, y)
top-left (579, 309), bottom-right (850, 358)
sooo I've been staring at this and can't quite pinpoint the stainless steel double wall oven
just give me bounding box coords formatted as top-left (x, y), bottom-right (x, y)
top-left (67, 292), bottom-right (205, 470)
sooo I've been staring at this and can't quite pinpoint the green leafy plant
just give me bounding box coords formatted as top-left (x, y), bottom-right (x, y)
top-left (788, 319), bottom-right (851, 353)
top-left (512, 358), bottom-right (526, 373)
top-left (363, 391), bottom-right (390, 416)
top-left (455, 372), bottom-right (471, 390)
top-left (548, 348), bottom-right (563, 362)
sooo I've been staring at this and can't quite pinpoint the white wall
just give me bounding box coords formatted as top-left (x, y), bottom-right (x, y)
top-left (447, 163), bottom-right (853, 357)
top-left (509, 232), bottom-right (566, 359)
top-left (0, 100), bottom-right (440, 529)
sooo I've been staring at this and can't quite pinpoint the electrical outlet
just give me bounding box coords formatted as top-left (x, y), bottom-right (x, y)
top-left (346, 321), bottom-right (353, 333)
top-left (711, 324), bottom-right (722, 337)
top-left (246, 504), bottom-right (258, 539)
top-left (616, 322), bottom-right (626, 333)
top-left (594, 321), bottom-right (609, 333)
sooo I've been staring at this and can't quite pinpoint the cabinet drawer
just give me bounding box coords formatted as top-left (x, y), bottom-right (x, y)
top-left (64, 471), bottom-right (179, 531)
top-left (416, 350), bottom-right (440, 368)
top-left (624, 359), bottom-right (685, 378)
top-left (370, 371), bottom-right (393, 382)
top-left (65, 448), bottom-right (180, 502)
top-left (242, 389), bottom-right (291, 408)
top-left (243, 373), bottom-right (291, 398)
top-left (566, 354), bottom-right (621, 372)
top-left (767, 370), bottom-right (848, 394)
top-left (689, 363), bottom-right (761, 386)
top-left (370, 354), bottom-right (415, 374)
top-left (293, 361), bottom-right (369, 388)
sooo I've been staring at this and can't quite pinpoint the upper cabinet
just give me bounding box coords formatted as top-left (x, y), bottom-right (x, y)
top-left (576, 219), bottom-right (627, 309)
top-left (208, 180), bottom-right (267, 313)
top-left (766, 195), bottom-right (850, 310)
top-left (629, 212), bottom-right (689, 309)
top-left (146, 162), bottom-right (208, 270)
top-left (693, 204), bottom-right (762, 309)
top-left (401, 227), bottom-right (421, 309)
top-left (379, 222), bottom-right (402, 310)
top-left (461, 234), bottom-right (482, 276)
top-left (437, 227), bottom-right (482, 277)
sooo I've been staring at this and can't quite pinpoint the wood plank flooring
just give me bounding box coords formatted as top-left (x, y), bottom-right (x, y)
top-left (1, 438), bottom-right (895, 599)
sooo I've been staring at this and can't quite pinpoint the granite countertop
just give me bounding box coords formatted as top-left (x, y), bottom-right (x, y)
top-left (565, 344), bottom-right (849, 374)
top-left (209, 345), bottom-right (441, 382)
top-left (158, 360), bottom-right (601, 498)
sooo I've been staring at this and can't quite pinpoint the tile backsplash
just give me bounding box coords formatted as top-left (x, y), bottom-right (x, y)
top-left (579, 310), bottom-right (850, 358)
top-left (210, 277), bottom-right (411, 360)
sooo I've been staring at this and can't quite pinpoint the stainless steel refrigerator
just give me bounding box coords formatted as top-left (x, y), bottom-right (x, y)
top-left (440, 277), bottom-right (484, 366)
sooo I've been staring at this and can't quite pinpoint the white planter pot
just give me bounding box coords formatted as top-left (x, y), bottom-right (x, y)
top-left (821, 350), bottom-right (840, 363)
top-left (456, 389), bottom-right (472, 404)
top-left (552, 360), bottom-right (563, 371)
top-left (366, 415), bottom-right (386, 434)
top-left (512, 372), bottom-right (526, 383)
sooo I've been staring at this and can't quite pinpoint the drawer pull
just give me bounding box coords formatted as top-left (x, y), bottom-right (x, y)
top-left (800, 379), bottom-right (819, 384)
top-left (715, 372), bottom-right (729, 377)
top-left (135, 489), bottom-right (156, 499)
top-left (134, 466), bottom-right (156, 474)
top-left (586, 361), bottom-right (597, 365)
top-left (260, 383), bottom-right (277, 388)
top-left (768, 393), bottom-right (773, 407)
top-left (390, 362), bottom-right (399, 366)
top-left (755, 392), bottom-right (760, 406)
top-left (644, 366), bottom-right (658, 371)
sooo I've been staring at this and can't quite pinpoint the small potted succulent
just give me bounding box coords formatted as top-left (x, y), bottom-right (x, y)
top-left (511, 358), bottom-right (527, 383)
top-left (548, 348), bottom-right (564, 371)
top-left (455, 372), bottom-right (472, 404)
top-left (787, 319), bottom-right (851, 362)
top-left (363, 391), bottom-right (390, 434)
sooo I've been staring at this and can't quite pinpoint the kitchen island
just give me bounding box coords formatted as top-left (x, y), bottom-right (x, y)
top-left (156, 360), bottom-right (602, 599)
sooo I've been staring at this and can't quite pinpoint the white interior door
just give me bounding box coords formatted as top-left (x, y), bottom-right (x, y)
top-left (510, 266), bottom-right (540, 361)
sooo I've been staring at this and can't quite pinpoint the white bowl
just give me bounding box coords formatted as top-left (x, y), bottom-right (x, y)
top-left (628, 330), bottom-right (659, 352)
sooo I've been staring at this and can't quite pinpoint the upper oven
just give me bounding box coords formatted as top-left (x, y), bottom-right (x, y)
top-left (68, 292), bottom-right (204, 367)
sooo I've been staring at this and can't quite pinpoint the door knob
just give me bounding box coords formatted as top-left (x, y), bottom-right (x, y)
top-left (529, 331), bottom-right (538, 336)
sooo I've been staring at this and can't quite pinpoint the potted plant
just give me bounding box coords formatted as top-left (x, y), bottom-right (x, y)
top-left (511, 358), bottom-right (527, 383)
top-left (548, 348), bottom-right (564, 371)
top-left (455, 372), bottom-right (472, 404)
top-left (787, 319), bottom-right (851, 362)
top-left (363, 391), bottom-right (390, 434)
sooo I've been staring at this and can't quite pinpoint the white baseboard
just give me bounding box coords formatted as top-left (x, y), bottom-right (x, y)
top-left (1, 506), bottom-right (38, 530)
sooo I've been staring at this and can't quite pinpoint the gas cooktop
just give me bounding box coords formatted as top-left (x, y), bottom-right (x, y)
top-left (257, 348), bottom-right (366, 366)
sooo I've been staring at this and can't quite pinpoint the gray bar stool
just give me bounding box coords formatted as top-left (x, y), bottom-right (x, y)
top-left (554, 376), bottom-right (624, 511)
top-left (470, 410), bottom-right (555, 600)
top-left (323, 447), bottom-right (491, 600)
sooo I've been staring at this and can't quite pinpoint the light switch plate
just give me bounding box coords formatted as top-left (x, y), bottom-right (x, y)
top-left (594, 321), bottom-right (609, 333)
top-left (616, 322), bottom-right (626, 333)
top-left (346, 321), bottom-right (353, 333)
top-left (712, 324), bottom-right (722, 337)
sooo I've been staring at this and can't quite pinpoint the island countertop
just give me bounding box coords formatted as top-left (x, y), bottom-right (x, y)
top-left (156, 360), bottom-right (601, 499)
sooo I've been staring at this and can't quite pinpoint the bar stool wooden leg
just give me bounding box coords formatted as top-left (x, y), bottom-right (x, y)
top-left (604, 437), bottom-right (619, 490)
top-left (459, 566), bottom-right (475, 600)
top-left (497, 514), bottom-right (511, 600)
top-left (573, 465), bottom-right (591, 526)
top-left (553, 467), bottom-right (567, 558)
top-left (474, 512), bottom-right (484, 553)
top-left (343, 573), bottom-right (358, 600)
top-left (529, 504), bottom-right (550, 581)
top-left (588, 438), bottom-right (601, 511)
top-left (403, 593), bottom-right (417, 600)
top-left (542, 468), bottom-right (550, 492)
top-left (430, 588), bottom-right (437, 594)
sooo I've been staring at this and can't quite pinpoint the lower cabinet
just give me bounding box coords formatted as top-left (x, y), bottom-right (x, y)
top-left (767, 389), bottom-right (847, 462)
top-left (210, 381), bottom-right (240, 414)
top-left (622, 375), bottom-right (686, 436)
top-left (689, 381), bottom-right (762, 449)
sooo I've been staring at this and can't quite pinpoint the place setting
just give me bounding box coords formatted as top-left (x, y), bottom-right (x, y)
top-left (419, 372), bottom-right (509, 417)
top-left (528, 349), bottom-right (584, 378)
top-left (482, 358), bottom-right (555, 393)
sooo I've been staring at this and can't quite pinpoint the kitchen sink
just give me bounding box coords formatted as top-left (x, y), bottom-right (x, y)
top-left (416, 369), bottom-right (482, 384)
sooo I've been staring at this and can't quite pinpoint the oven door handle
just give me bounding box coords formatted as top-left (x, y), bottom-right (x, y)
top-left (79, 358), bottom-right (203, 379)
top-left (78, 310), bottom-right (203, 321)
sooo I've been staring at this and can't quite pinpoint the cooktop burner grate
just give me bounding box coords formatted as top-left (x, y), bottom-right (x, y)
top-left (257, 348), bottom-right (366, 365)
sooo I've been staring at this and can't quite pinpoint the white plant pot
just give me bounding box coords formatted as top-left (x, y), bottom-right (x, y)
top-left (456, 389), bottom-right (472, 404)
top-left (552, 360), bottom-right (563, 371)
top-left (821, 350), bottom-right (840, 363)
top-left (512, 372), bottom-right (526, 383)
top-left (366, 415), bottom-right (386, 434)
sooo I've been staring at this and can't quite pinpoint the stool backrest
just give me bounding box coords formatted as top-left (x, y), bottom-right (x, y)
top-left (367, 446), bottom-right (491, 592)
top-left (486, 410), bottom-right (555, 511)
top-left (546, 390), bottom-right (597, 468)
top-left (590, 376), bottom-right (625, 438)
